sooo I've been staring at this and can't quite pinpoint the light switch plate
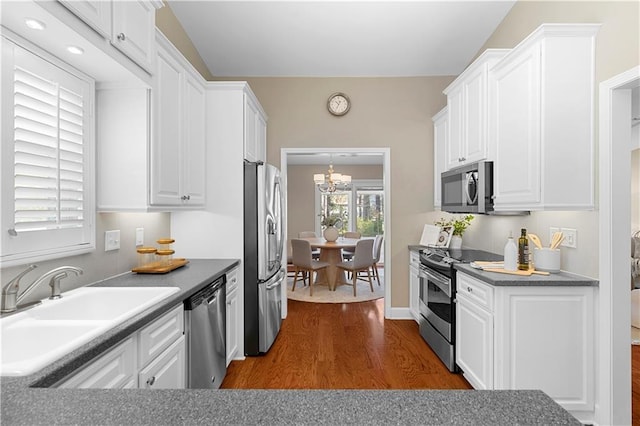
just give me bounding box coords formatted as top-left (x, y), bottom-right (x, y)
top-left (105, 230), bottom-right (120, 251)
top-left (135, 228), bottom-right (144, 246)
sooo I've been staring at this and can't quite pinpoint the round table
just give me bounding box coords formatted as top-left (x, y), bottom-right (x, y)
top-left (301, 237), bottom-right (359, 290)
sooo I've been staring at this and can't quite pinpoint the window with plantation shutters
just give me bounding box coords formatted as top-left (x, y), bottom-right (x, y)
top-left (1, 37), bottom-right (95, 267)
top-left (14, 67), bottom-right (85, 233)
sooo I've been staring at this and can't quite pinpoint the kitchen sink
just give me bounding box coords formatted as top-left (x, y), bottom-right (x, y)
top-left (24, 287), bottom-right (180, 322)
top-left (0, 286), bottom-right (180, 377)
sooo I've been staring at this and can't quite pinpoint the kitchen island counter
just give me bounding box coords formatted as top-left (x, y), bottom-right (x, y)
top-left (1, 385), bottom-right (579, 425)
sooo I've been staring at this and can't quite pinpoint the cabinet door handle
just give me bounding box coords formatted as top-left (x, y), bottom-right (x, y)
top-left (117, 33), bottom-right (126, 41)
top-left (467, 286), bottom-right (473, 292)
top-left (181, 195), bottom-right (191, 201)
top-left (146, 376), bottom-right (156, 387)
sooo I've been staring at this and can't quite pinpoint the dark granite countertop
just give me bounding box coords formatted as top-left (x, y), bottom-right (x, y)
top-left (1, 259), bottom-right (580, 425)
top-left (455, 263), bottom-right (598, 287)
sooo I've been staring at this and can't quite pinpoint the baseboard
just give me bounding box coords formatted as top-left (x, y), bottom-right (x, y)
top-left (387, 306), bottom-right (414, 320)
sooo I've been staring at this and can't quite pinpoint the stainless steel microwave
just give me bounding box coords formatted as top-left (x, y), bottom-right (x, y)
top-left (441, 161), bottom-right (494, 214)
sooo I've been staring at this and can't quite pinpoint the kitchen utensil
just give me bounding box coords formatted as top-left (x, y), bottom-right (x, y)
top-left (533, 248), bottom-right (561, 272)
top-left (550, 232), bottom-right (564, 249)
top-left (528, 233), bottom-right (543, 249)
top-left (483, 267), bottom-right (550, 276)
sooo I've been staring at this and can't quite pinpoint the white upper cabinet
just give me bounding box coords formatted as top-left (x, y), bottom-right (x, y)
top-left (151, 31), bottom-right (206, 207)
top-left (443, 49), bottom-right (509, 170)
top-left (58, 0), bottom-right (161, 74)
top-left (58, 0), bottom-right (112, 38)
top-left (490, 24), bottom-right (600, 211)
top-left (244, 94), bottom-right (267, 163)
top-left (111, 1), bottom-right (157, 73)
top-left (432, 107), bottom-right (448, 208)
top-left (97, 30), bottom-right (206, 211)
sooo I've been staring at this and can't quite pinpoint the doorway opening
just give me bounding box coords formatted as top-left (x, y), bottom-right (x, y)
top-left (280, 147), bottom-right (391, 317)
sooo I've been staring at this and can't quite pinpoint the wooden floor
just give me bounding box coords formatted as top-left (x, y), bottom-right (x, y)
top-left (221, 299), bottom-right (640, 422)
top-left (633, 344), bottom-right (639, 426)
top-left (221, 298), bottom-right (471, 389)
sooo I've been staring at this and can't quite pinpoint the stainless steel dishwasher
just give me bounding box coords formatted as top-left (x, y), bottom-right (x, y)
top-left (184, 275), bottom-right (226, 389)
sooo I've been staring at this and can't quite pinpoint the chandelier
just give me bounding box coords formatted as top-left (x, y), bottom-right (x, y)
top-left (313, 164), bottom-right (351, 193)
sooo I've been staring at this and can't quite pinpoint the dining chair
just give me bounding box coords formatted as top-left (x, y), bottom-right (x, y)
top-left (335, 239), bottom-right (374, 296)
top-left (341, 231), bottom-right (361, 261)
top-left (298, 231), bottom-right (320, 260)
top-left (291, 239), bottom-right (330, 296)
top-left (370, 235), bottom-right (384, 286)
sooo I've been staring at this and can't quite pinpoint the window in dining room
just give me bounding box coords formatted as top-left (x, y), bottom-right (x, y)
top-left (316, 180), bottom-right (384, 237)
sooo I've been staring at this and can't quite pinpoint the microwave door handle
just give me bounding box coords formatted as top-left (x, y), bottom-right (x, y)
top-left (465, 173), bottom-right (478, 205)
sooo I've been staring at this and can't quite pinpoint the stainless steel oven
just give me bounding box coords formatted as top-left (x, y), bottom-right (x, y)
top-left (418, 264), bottom-right (453, 342)
top-left (417, 248), bottom-right (502, 372)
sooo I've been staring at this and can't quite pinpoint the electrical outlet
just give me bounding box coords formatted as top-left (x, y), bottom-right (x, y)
top-left (560, 228), bottom-right (577, 248)
top-left (105, 230), bottom-right (120, 251)
top-left (135, 228), bottom-right (144, 246)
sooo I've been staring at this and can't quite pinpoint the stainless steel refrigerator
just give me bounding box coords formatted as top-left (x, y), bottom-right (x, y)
top-left (244, 161), bottom-right (285, 355)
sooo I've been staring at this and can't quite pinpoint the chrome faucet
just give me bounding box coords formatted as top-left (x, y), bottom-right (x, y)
top-left (1, 264), bottom-right (38, 313)
top-left (19, 266), bottom-right (84, 304)
top-left (1, 265), bottom-right (84, 313)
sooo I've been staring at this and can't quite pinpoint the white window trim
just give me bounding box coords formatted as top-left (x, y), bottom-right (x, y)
top-left (1, 30), bottom-right (95, 268)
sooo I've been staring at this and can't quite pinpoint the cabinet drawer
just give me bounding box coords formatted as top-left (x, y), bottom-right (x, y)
top-left (226, 268), bottom-right (239, 293)
top-left (456, 273), bottom-right (494, 312)
top-left (138, 304), bottom-right (184, 368)
top-left (57, 337), bottom-right (135, 389)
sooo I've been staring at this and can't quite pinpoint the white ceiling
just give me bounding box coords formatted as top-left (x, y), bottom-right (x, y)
top-left (167, 0), bottom-right (516, 77)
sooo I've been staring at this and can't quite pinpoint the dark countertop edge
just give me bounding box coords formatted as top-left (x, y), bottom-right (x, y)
top-left (455, 263), bottom-right (599, 287)
top-left (2, 258), bottom-right (240, 387)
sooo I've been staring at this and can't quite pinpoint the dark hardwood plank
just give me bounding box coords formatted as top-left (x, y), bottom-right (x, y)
top-left (221, 299), bottom-right (472, 390)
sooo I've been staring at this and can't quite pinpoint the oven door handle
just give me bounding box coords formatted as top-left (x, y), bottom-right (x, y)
top-left (418, 265), bottom-right (451, 296)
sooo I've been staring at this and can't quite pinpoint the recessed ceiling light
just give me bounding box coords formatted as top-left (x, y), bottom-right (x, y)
top-left (66, 46), bottom-right (84, 55)
top-left (25, 18), bottom-right (46, 30)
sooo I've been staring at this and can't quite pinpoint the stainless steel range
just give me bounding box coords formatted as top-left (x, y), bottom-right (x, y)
top-left (418, 248), bottom-right (501, 372)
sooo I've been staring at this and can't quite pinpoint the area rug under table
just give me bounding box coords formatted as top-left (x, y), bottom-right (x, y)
top-left (286, 274), bottom-right (384, 303)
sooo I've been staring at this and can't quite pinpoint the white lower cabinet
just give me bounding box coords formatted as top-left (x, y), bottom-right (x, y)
top-left (139, 335), bottom-right (185, 389)
top-left (408, 250), bottom-right (421, 322)
top-left (456, 289), bottom-right (493, 390)
top-left (226, 268), bottom-right (240, 366)
top-left (56, 304), bottom-right (185, 389)
top-left (455, 272), bottom-right (595, 416)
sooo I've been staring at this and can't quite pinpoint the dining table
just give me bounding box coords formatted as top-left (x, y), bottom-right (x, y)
top-left (301, 237), bottom-right (360, 291)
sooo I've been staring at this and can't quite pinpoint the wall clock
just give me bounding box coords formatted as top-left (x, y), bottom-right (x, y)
top-left (327, 92), bottom-right (351, 116)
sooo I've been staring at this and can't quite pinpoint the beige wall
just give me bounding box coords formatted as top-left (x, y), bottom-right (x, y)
top-left (287, 164), bottom-right (383, 240)
top-left (242, 77), bottom-right (452, 307)
top-left (156, 1), bottom-right (639, 307)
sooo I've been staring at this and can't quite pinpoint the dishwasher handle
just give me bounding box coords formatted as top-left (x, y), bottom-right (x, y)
top-left (184, 275), bottom-right (225, 310)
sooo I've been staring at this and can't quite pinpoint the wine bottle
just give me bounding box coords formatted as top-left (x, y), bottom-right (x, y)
top-left (518, 228), bottom-right (529, 270)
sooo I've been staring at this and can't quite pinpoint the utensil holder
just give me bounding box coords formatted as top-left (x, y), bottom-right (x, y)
top-left (533, 248), bottom-right (561, 273)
